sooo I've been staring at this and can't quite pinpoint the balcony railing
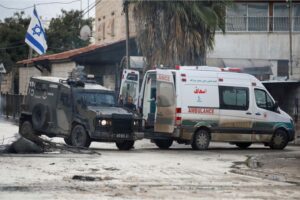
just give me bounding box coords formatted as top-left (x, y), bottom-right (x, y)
top-left (225, 16), bottom-right (300, 32)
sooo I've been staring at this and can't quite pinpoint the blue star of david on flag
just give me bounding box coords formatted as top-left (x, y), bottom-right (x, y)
top-left (25, 7), bottom-right (47, 55)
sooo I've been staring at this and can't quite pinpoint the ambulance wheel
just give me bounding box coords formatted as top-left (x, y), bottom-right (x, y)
top-left (192, 129), bottom-right (210, 150)
top-left (154, 139), bottom-right (173, 149)
top-left (64, 136), bottom-right (72, 146)
top-left (270, 129), bottom-right (289, 150)
top-left (235, 142), bottom-right (252, 149)
top-left (71, 124), bottom-right (91, 148)
top-left (116, 140), bottom-right (135, 150)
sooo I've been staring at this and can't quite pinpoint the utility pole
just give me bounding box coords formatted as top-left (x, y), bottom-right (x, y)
top-left (288, 0), bottom-right (293, 79)
top-left (124, 0), bottom-right (130, 69)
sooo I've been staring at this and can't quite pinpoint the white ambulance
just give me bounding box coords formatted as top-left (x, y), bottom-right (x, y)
top-left (120, 66), bottom-right (295, 150)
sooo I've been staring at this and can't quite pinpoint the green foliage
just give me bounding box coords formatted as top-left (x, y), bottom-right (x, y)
top-left (0, 12), bottom-right (30, 72)
top-left (46, 10), bottom-right (93, 54)
top-left (132, 0), bottom-right (231, 68)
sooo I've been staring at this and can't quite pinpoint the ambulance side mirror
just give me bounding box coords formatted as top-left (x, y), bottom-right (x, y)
top-left (273, 101), bottom-right (279, 112)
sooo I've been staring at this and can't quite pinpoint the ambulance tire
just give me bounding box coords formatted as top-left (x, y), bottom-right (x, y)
top-left (154, 139), bottom-right (173, 149)
top-left (192, 129), bottom-right (210, 150)
top-left (71, 124), bottom-right (91, 148)
top-left (116, 140), bottom-right (135, 150)
top-left (269, 129), bottom-right (289, 150)
top-left (235, 142), bottom-right (252, 149)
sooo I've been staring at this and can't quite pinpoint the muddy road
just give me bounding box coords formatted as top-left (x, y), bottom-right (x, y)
top-left (0, 120), bottom-right (299, 199)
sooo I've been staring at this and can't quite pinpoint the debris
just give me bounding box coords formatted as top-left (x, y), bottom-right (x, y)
top-left (103, 167), bottom-right (119, 171)
top-left (72, 175), bottom-right (114, 181)
top-left (5, 137), bottom-right (43, 153)
top-left (2, 130), bottom-right (101, 155)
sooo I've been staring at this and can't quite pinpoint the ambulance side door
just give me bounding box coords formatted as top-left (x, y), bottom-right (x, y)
top-left (154, 70), bottom-right (176, 133)
top-left (119, 69), bottom-right (140, 106)
top-left (217, 84), bottom-right (253, 142)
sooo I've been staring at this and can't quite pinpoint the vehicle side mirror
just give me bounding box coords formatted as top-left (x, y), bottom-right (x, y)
top-left (273, 101), bottom-right (279, 111)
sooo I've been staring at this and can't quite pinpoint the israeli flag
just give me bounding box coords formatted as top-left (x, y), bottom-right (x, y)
top-left (25, 7), bottom-right (47, 55)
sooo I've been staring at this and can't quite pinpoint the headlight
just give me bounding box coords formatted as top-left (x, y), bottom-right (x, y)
top-left (133, 120), bottom-right (138, 126)
top-left (101, 120), bottom-right (107, 126)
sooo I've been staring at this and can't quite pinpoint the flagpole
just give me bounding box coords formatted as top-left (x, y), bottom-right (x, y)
top-left (26, 47), bottom-right (33, 95)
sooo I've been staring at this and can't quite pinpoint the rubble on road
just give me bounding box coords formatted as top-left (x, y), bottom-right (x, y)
top-left (0, 132), bottom-right (101, 155)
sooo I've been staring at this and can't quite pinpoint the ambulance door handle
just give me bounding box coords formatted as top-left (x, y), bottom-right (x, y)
top-left (246, 112), bottom-right (252, 115)
top-left (255, 112), bottom-right (261, 116)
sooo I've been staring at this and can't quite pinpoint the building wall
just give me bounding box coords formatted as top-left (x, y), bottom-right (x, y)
top-left (51, 62), bottom-right (76, 78)
top-left (19, 67), bottom-right (42, 95)
top-left (208, 33), bottom-right (300, 79)
top-left (0, 72), bottom-right (13, 93)
top-left (95, 0), bottom-right (136, 45)
top-left (85, 64), bottom-right (116, 90)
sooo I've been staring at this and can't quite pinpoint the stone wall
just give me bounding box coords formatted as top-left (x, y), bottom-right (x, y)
top-left (19, 67), bottom-right (42, 95)
top-left (95, 0), bottom-right (136, 45)
top-left (0, 72), bottom-right (13, 93)
top-left (51, 62), bottom-right (76, 78)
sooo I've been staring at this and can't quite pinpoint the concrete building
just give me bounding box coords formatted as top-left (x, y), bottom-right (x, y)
top-left (95, 0), bottom-right (136, 45)
top-left (17, 40), bottom-right (139, 94)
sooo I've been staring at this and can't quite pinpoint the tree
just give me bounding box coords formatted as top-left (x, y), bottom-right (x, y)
top-left (0, 12), bottom-right (30, 72)
top-left (46, 10), bottom-right (93, 54)
top-left (132, 0), bottom-right (230, 68)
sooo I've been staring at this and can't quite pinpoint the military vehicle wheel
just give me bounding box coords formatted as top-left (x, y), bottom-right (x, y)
top-left (71, 124), bottom-right (91, 148)
top-left (270, 129), bottom-right (289, 150)
top-left (64, 136), bottom-right (72, 146)
top-left (154, 139), bottom-right (173, 149)
top-left (20, 121), bottom-right (34, 138)
top-left (235, 142), bottom-right (252, 149)
top-left (192, 129), bottom-right (210, 150)
top-left (116, 140), bottom-right (134, 150)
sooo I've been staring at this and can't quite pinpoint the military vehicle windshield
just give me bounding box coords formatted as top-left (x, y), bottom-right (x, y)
top-left (76, 91), bottom-right (116, 107)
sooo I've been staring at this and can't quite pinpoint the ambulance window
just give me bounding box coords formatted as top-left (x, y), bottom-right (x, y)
top-left (219, 86), bottom-right (249, 110)
top-left (157, 82), bottom-right (175, 107)
top-left (127, 73), bottom-right (138, 81)
top-left (255, 89), bottom-right (274, 111)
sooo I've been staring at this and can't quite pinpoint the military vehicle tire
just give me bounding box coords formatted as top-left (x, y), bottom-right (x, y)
top-left (153, 139), bottom-right (173, 149)
top-left (64, 136), bottom-right (72, 146)
top-left (235, 142), bottom-right (252, 149)
top-left (192, 129), bottom-right (210, 150)
top-left (116, 140), bottom-right (134, 150)
top-left (269, 129), bottom-right (289, 150)
top-left (71, 124), bottom-right (91, 148)
top-left (32, 104), bottom-right (48, 129)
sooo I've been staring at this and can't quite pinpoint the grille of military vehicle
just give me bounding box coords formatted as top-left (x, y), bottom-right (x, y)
top-left (19, 72), bottom-right (142, 150)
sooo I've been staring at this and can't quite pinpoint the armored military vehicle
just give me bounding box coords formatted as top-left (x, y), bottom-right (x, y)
top-left (19, 75), bottom-right (141, 150)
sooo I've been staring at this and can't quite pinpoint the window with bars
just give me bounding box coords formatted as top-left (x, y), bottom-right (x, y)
top-left (226, 3), bottom-right (300, 32)
top-left (226, 3), bottom-right (268, 32)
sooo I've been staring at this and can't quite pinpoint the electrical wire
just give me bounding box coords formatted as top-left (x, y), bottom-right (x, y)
top-left (0, 0), bottom-right (81, 11)
top-left (82, 0), bottom-right (101, 17)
